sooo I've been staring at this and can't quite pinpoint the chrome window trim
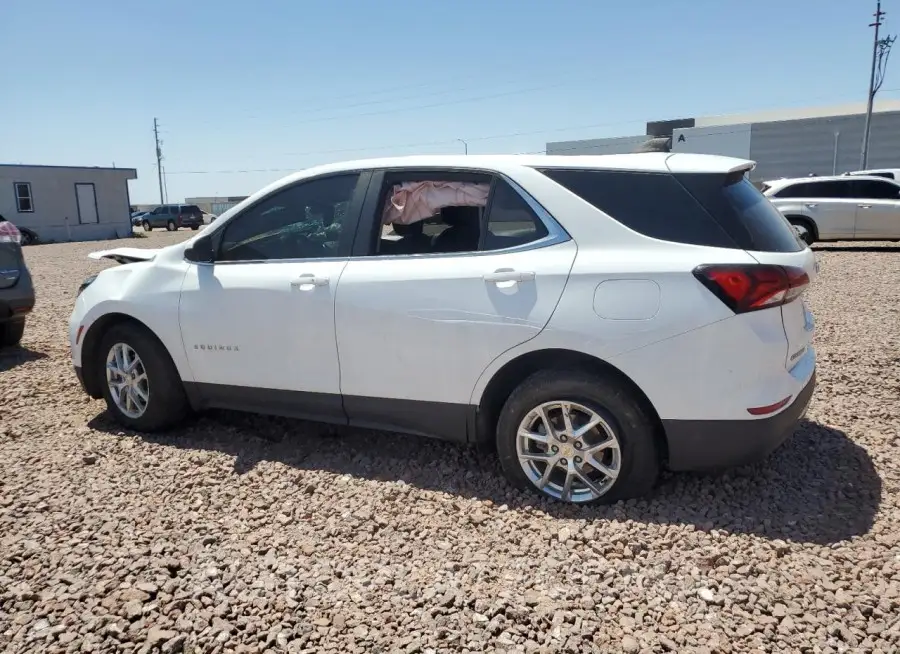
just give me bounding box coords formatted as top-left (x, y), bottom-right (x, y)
top-left (189, 170), bottom-right (572, 266)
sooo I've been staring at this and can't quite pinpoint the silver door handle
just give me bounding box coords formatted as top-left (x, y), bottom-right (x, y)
top-left (291, 274), bottom-right (329, 288)
top-left (858, 204), bottom-right (873, 209)
top-left (483, 270), bottom-right (536, 283)
top-left (804, 203), bottom-right (818, 209)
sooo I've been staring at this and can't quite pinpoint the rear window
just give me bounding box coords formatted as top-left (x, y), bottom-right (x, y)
top-left (676, 172), bottom-right (804, 252)
top-left (539, 168), bottom-right (803, 253)
top-left (539, 169), bottom-right (736, 248)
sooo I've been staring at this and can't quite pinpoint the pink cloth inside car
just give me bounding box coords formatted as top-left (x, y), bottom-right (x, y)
top-left (382, 181), bottom-right (490, 225)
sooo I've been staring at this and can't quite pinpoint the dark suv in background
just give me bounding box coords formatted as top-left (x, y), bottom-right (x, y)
top-left (140, 204), bottom-right (204, 231)
top-left (0, 219), bottom-right (35, 347)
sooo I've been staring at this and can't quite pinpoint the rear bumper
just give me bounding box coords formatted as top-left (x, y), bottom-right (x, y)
top-left (0, 274), bottom-right (35, 324)
top-left (663, 370), bottom-right (816, 471)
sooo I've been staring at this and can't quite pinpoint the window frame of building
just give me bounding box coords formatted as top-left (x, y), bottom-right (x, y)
top-left (14, 182), bottom-right (34, 213)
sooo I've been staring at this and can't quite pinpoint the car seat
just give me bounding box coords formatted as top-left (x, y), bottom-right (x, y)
top-left (431, 205), bottom-right (480, 253)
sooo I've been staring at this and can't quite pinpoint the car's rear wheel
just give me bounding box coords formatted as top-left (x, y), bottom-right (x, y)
top-left (788, 217), bottom-right (815, 246)
top-left (0, 320), bottom-right (25, 347)
top-left (166, 220), bottom-right (177, 231)
top-left (496, 370), bottom-right (660, 504)
top-left (142, 220), bottom-right (151, 231)
top-left (190, 225), bottom-right (200, 230)
top-left (97, 323), bottom-right (190, 431)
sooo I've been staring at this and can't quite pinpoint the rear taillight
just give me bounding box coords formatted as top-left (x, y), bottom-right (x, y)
top-left (693, 264), bottom-right (810, 314)
top-left (0, 221), bottom-right (22, 244)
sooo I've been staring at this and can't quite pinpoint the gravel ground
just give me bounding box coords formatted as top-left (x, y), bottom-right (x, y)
top-left (1, 231), bottom-right (898, 654)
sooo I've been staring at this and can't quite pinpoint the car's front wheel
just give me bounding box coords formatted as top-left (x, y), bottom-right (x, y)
top-left (97, 323), bottom-right (190, 431)
top-left (496, 370), bottom-right (660, 504)
top-left (142, 220), bottom-right (152, 231)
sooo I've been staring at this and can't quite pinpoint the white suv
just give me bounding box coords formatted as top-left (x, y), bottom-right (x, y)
top-left (70, 153), bottom-right (816, 504)
top-left (763, 174), bottom-right (900, 244)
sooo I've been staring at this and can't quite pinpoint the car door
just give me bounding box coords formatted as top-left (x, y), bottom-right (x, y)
top-left (148, 206), bottom-right (165, 228)
top-left (850, 178), bottom-right (900, 239)
top-left (773, 180), bottom-right (858, 240)
top-left (334, 170), bottom-right (576, 441)
top-left (178, 171), bottom-right (370, 423)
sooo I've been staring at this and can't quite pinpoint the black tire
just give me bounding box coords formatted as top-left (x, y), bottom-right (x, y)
top-left (20, 230), bottom-right (35, 246)
top-left (788, 217), bottom-right (815, 246)
top-left (1, 320), bottom-right (25, 347)
top-left (496, 370), bottom-right (660, 505)
top-left (190, 225), bottom-right (200, 231)
top-left (142, 220), bottom-right (152, 232)
top-left (97, 322), bottom-right (190, 431)
top-left (166, 220), bottom-right (177, 232)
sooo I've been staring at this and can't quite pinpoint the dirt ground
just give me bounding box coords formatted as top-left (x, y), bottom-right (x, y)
top-left (1, 230), bottom-right (898, 653)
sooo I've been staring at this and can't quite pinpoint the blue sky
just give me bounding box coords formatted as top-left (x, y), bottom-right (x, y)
top-left (1, 0), bottom-right (892, 203)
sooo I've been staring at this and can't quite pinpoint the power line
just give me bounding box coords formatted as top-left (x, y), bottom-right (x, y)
top-left (210, 79), bottom-right (578, 132)
top-left (194, 69), bottom-right (589, 126)
top-left (162, 89), bottom-right (900, 175)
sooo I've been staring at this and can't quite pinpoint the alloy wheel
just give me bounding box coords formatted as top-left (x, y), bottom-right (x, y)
top-left (106, 342), bottom-right (150, 419)
top-left (516, 400), bottom-right (622, 503)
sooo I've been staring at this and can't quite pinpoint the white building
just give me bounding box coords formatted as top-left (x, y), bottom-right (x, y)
top-left (185, 195), bottom-right (248, 216)
top-left (547, 99), bottom-right (900, 181)
top-left (0, 164), bottom-right (137, 243)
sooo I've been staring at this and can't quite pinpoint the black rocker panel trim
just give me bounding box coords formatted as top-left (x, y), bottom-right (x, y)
top-left (183, 382), bottom-right (472, 443)
top-left (185, 382), bottom-right (347, 426)
top-left (342, 395), bottom-right (470, 444)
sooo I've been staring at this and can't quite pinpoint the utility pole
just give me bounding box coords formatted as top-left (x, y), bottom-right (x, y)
top-left (153, 118), bottom-right (165, 204)
top-left (861, 0), bottom-right (887, 169)
top-left (457, 138), bottom-right (468, 154)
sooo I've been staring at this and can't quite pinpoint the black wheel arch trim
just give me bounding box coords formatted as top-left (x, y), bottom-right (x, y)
top-left (471, 348), bottom-right (668, 461)
top-left (79, 313), bottom-right (184, 401)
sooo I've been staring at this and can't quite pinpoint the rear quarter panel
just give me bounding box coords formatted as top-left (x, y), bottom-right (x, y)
top-left (469, 241), bottom-right (756, 413)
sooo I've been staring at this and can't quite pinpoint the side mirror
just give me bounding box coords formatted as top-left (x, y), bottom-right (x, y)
top-left (184, 235), bottom-right (215, 263)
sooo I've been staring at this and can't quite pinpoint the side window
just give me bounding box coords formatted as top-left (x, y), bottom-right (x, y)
top-left (374, 176), bottom-right (490, 256)
top-left (776, 181), bottom-right (849, 199)
top-left (218, 173), bottom-right (360, 262)
top-left (372, 175), bottom-right (552, 257)
top-left (483, 179), bottom-right (549, 251)
top-left (852, 179), bottom-right (900, 200)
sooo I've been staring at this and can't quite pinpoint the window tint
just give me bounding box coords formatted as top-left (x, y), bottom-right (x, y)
top-left (851, 179), bottom-right (900, 199)
top-left (774, 180), bottom-right (851, 198)
top-left (218, 174), bottom-right (360, 262)
top-left (539, 169), bottom-right (736, 248)
top-left (14, 183), bottom-right (33, 212)
top-left (677, 174), bottom-right (804, 253)
top-left (483, 179), bottom-right (549, 250)
top-left (541, 168), bottom-right (803, 253)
